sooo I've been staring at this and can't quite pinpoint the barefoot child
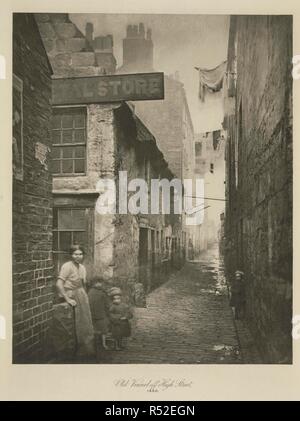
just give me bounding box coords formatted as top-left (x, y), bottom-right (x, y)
top-left (88, 277), bottom-right (110, 351)
top-left (109, 289), bottom-right (133, 350)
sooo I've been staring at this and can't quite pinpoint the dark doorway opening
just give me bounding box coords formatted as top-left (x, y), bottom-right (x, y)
top-left (139, 228), bottom-right (149, 292)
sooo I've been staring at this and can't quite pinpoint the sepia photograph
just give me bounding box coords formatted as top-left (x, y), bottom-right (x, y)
top-left (11, 10), bottom-right (293, 366)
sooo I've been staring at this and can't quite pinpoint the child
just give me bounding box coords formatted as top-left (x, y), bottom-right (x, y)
top-left (108, 289), bottom-right (133, 351)
top-left (88, 277), bottom-right (110, 351)
top-left (229, 270), bottom-right (246, 320)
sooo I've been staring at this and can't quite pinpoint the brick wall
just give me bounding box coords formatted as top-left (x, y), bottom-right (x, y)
top-left (13, 14), bottom-right (54, 363)
top-left (224, 16), bottom-right (293, 363)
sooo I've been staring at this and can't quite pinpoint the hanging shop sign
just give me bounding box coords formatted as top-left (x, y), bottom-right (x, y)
top-left (52, 72), bottom-right (164, 105)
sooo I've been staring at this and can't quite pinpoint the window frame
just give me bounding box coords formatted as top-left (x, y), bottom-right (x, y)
top-left (52, 207), bottom-right (88, 271)
top-left (51, 105), bottom-right (88, 177)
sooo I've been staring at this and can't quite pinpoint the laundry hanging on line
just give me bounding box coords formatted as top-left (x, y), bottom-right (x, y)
top-left (212, 130), bottom-right (221, 151)
top-left (195, 60), bottom-right (227, 102)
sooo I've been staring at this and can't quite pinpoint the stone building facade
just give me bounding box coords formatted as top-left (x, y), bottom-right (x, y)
top-left (223, 16), bottom-right (293, 363)
top-left (35, 14), bottom-right (117, 77)
top-left (13, 13), bottom-right (54, 363)
top-left (50, 101), bottom-right (180, 304)
top-left (36, 14), bottom-right (182, 304)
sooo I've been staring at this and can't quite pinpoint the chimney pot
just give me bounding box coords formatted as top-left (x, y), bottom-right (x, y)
top-left (122, 24), bottom-right (154, 70)
top-left (139, 23), bottom-right (145, 38)
top-left (108, 34), bottom-right (113, 48)
top-left (133, 25), bottom-right (138, 36)
top-left (85, 22), bottom-right (94, 49)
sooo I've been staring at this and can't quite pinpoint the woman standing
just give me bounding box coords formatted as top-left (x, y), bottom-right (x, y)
top-left (56, 245), bottom-right (95, 360)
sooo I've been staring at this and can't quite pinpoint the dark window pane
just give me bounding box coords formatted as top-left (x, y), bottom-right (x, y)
top-left (73, 231), bottom-right (86, 246)
top-left (52, 130), bottom-right (61, 144)
top-left (74, 113), bottom-right (85, 128)
top-left (62, 146), bottom-right (73, 158)
top-left (50, 160), bottom-right (60, 174)
top-left (74, 159), bottom-right (85, 173)
top-left (62, 159), bottom-right (73, 173)
top-left (53, 208), bottom-right (58, 229)
top-left (58, 209), bottom-right (72, 229)
top-left (52, 115), bottom-right (61, 129)
top-left (62, 130), bottom-right (73, 143)
top-left (50, 146), bottom-right (60, 159)
top-left (59, 231), bottom-right (72, 252)
top-left (74, 146), bottom-right (85, 158)
top-left (71, 209), bottom-right (86, 230)
top-left (74, 129), bottom-right (85, 143)
top-left (53, 231), bottom-right (58, 251)
top-left (62, 114), bottom-right (73, 129)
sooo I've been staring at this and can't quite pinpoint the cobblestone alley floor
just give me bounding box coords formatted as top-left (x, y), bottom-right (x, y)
top-left (100, 245), bottom-right (262, 364)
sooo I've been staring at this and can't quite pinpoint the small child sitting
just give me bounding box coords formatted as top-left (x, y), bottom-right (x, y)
top-left (88, 277), bottom-right (110, 351)
top-left (108, 288), bottom-right (133, 351)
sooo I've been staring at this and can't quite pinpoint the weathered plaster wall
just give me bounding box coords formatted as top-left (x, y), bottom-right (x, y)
top-left (112, 106), bottom-right (173, 302)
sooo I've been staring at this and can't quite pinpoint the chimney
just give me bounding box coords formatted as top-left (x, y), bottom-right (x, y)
top-left (122, 22), bottom-right (153, 71)
top-left (126, 25), bottom-right (132, 37)
top-left (94, 34), bottom-right (114, 52)
top-left (132, 25), bottom-right (138, 37)
top-left (139, 23), bottom-right (145, 38)
top-left (93, 34), bottom-right (117, 74)
top-left (85, 22), bottom-right (93, 48)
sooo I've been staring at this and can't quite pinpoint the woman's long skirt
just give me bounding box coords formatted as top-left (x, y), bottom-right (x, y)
top-left (69, 288), bottom-right (95, 358)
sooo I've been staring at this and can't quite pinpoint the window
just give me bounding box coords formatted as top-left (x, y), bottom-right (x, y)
top-left (50, 107), bottom-right (87, 175)
top-left (53, 208), bottom-right (87, 271)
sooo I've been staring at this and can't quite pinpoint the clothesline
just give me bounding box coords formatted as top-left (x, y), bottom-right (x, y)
top-left (195, 60), bottom-right (227, 102)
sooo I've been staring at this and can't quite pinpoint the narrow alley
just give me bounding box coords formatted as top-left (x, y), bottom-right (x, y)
top-left (101, 245), bottom-right (262, 364)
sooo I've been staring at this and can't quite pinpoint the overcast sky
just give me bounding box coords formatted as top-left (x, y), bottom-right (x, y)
top-left (70, 14), bottom-right (229, 133)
